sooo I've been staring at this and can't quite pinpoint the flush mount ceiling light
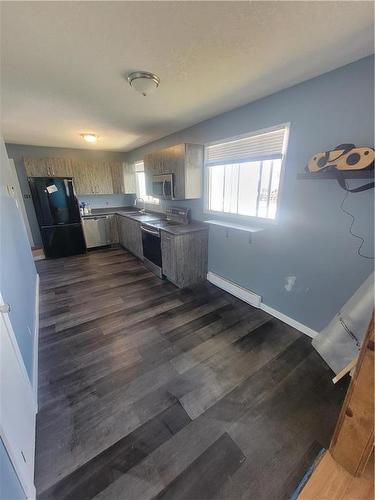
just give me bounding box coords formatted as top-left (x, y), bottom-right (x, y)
top-left (127, 71), bottom-right (160, 96)
top-left (81, 133), bottom-right (98, 143)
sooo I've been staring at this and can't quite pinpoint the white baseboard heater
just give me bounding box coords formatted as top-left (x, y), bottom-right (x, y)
top-left (206, 271), bottom-right (318, 339)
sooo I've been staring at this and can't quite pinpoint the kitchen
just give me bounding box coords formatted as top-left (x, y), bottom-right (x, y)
top-left (19, 143), bottom-right (209, 288)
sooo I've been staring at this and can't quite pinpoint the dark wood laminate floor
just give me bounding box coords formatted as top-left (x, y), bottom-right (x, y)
top-left (35, 247), bottom-right (348, 500)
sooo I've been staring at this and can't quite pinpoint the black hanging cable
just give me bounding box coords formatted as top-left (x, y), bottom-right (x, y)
top-left (340, 179), bottom-right (374, 260)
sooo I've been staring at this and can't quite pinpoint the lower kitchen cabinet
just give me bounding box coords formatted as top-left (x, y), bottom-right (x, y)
top-left (161, 230), bottom-right (208, 288)
top-left (109, 215), bottom-right (119, 244)
top-left (117, 215), bottom-right (143, 259)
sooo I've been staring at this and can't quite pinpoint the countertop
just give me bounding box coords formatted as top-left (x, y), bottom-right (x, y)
top-left (116, 211), bottom-right (164, 224)
top-left (144, 220), bottom-right (208, 235)
top-left (82, 206), bottom-right (208, 235)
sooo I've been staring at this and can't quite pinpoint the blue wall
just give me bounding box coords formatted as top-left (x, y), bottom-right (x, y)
top-left (4, 144), bottom-right (130, 247)
top-left (126, 56), bottom-right (374, 331)
top-left (1, 138), bottom-right (38, 381)
top-left (0, 440), bottom-right (26, 500)
top-left (78, 193), bottom-right (135, 209)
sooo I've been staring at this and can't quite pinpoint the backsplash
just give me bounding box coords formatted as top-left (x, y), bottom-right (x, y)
top-left (78, 194), bottom-right (136, 209)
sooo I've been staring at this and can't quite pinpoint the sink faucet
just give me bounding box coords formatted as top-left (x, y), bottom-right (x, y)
top-left (134, 197), bottom-right (146, 214)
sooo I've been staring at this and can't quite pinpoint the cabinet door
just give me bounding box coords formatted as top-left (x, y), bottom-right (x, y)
top-left (128, 218), bottom-right (143, 259)
top-left (71, 162), bottom-right (92, 194)
top-left (118, 216), bottom-right (128, 248)
top-left (24, 158), bottom-right (73, 177)
top-left (144, 152), bottom-right (159, 196)
top-left (118, 216), bottom-right (142, 259)
top-left (123, 163), bottom-right (136, 194)
top-left (24, 158), bottom-right (49, 177)
top-left (94, 162), bottom-right (113, 194)
top-left (111, 163), bottom-right (136, 194)
top-left (161, 232), bottom-right (178, 284)
top-left (111, 163), bottom-right (124, 194)
top-left (46, 158), bottom-right (74, 177)
top-left (109, 215), bottom-right (119, 244)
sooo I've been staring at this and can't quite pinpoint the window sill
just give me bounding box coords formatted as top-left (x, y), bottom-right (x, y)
top-left (204, 219), bottom-right (265, 234)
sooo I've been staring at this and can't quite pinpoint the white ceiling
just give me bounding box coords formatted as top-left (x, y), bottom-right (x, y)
top-left (1, 1), bottom-right (373, 152)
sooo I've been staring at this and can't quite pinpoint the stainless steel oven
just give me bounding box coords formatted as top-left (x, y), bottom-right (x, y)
top-left (152, 173), bottom-right (175, 200)
top-left (141, 225), bottom-right (162, 278)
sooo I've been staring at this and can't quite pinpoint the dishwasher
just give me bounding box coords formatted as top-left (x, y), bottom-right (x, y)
top-left (82, 215), bottom-right (112, 248)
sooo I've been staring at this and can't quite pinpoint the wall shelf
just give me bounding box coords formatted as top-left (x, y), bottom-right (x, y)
top-left (297, 170), bottom-right (374, 180)
top-left (205, 219), bottom-right (264, 234)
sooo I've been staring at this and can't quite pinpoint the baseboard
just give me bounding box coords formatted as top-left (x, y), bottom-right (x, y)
top-left (206, 271), bottom-right (318, 339)
top-left (32, 273), bottom-right (39, 411)
top-left (260, 303), bottom-right (317, 339)
top-left (207, 271), bottom-right (261, 307)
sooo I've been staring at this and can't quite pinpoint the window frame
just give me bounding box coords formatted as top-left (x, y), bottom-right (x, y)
top-left (203, 122), bottom-right (290, 225)
top-left (134, 160), bottom-right (160, 207)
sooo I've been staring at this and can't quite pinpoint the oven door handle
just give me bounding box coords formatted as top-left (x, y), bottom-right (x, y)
top-left (141, 225), bottom-right (160, 237)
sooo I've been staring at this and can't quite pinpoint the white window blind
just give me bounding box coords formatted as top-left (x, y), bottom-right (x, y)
top-left (205, 126), bottom-right (287, 166)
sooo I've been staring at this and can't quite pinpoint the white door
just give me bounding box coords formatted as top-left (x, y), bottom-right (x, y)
top-left (0, 305), bottom-right (36, 499)
top-left (0, 138), bottom-right (38, 499)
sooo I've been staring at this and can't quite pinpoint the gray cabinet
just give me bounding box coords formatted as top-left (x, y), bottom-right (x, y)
top-left (144, 143), bottom-right (203, 200)
top-left (111, 163), bottom-right (136, 194)
top-left (24, 158), bottom-right (74, 177)
top-left (161, 230), bottom-right (208, 288)
top-left (117, 215), bottom-right (143, 259)
top-left (109, 215), bottom-right (119, 244)
top-left (24, 157), bottom-right (136, 195)
top-left (73, 161), bottom-right (112, 194)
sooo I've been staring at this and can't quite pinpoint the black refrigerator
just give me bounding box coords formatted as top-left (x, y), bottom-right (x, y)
top-left (29, 177), bottom-right (86, 258)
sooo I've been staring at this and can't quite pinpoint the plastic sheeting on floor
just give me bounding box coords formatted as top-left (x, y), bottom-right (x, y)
top-left (312, 273), bottom-right (374, 374)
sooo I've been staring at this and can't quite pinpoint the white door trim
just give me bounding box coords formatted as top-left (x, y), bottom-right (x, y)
top-left (0, 292), bottom-right (37, 410)
top-left (32, 274), bottom-right (40, 407)
top-left (8, 159), bottom-right (34, 247)
top-left (0, 312), bottom-right (37, 499)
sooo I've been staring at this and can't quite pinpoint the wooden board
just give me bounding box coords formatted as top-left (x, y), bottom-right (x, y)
top-left (329, 314), bottom-right (374, 476)
top-left (298, 450), bottom-right (374, 499)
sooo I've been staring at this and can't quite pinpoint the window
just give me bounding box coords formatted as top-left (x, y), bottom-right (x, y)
top-left (205, 125), bottom-right (289, 220)
top-left (134, 161), bottom-right (159, 205)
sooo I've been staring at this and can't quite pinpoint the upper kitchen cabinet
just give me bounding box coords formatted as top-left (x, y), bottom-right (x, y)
top-left (69, 160), bottom-right (112, 195)
top-left (144, 143), bottom-right (203, 200)
top-left (111, 162), bottom-right (136, 194)
top-left (24, 157), bottom-right (136, 195)
top-left (24, 157), bottom-right (74, 177)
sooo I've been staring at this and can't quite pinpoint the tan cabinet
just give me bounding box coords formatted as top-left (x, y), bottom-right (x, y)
top-left (160, 232), bottom-right (178, 284)
top-left (111, 163), bottom-right (136, 194)
top-left (65, 160), bottom-right (113, 195)
top-left (161, 229), bottom-right (208, 288)
top-left (24, 157), bottom-right (135, 195)
top-left (117, 215), bottom-right (143, 259)
top-left (144, 143), bottom-right (203, 200)
top-left (24, 158), bottom-right (73, 177)
top-left (91, 162), bottom-right (112, 194)
top-left (109, 215), bottom-right (119, 244)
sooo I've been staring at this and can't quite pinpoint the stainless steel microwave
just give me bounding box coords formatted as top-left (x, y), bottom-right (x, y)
top-left (152, 173), bottom-right (175, 200)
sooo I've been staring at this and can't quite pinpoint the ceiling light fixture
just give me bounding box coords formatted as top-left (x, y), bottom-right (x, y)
top-left (127, 71), bottom-right (160, 96)
top-left (81, 133), bottom-right (98, 143)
